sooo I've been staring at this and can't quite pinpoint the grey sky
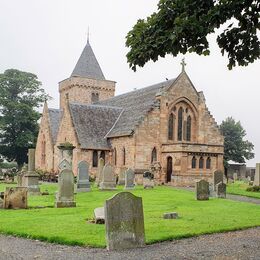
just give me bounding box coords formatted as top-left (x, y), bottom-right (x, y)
top-left (0, 0), bottom-right (259, 166)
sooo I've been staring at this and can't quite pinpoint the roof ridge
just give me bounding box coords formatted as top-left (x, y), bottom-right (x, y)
top-left (69, 102), bottom-right (122, 110)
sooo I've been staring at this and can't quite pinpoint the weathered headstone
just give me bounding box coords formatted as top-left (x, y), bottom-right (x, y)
top-left (105, 192), bottom-right (145, 250)
top-left (55, 169), bottom-right (76, 208)
top-left (124, 168), bottom-right (135, 190)
top-left (118, 167), bottom-right (127, 185)
top-left (77, 161), bottom-right (90, 192)
top-left (95, 158), bottom-right (104, 187)
top-left (213, 170), bottom-right (224, 191)
top-left (3, 187), bottom-right (28, 209)
top-left (94, 207), bottom-right (105, 224)
top-left (163, 212), bottom-right (179, 219)
top-left (58, 159), bottom-right (72, 171)
top-left (253, 163), bottom-right (260, 186)
top-left (23, 149), bottom-right (40, 195)
top-left (99, 163), bottom-right (116, 190)
top-left (143, 171), bottom-right (154, 189)
top-left (0, 198), bottom-right (3, 208)
top-left (216, 182), bottom-right (226, 198)
top-left (195, 180), bottom-right (209, 200)
top-left (233, 172), bottom-right (238, 181)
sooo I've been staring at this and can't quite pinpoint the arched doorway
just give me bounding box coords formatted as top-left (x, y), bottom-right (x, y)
top-left (166, 156), bottom-right (173, 183)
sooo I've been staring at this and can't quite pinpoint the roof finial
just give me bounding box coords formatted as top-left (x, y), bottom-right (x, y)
top-left (87, 27), bottom-right (90, 44)
top-left (181, 57), bottom-right (186, 72)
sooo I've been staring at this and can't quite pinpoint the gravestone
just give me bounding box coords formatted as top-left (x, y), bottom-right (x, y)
top-left (216, 182), bottom-right (226, 198)
top-left (3, 187), bottom-right (28, 209)
top-left (55, 169), bottom-right (76, 208)
top-left (0, 198), bottom-right (3, 208)
top-left (124, 168), bottom-right (135, 190)
top-left (143, 171), bottom-right (154, 189)
top-left (118, 167), bottom-right (127, 185)
top-left (105, 192), bottom-right (145, 250)
top-left (94, 207), bottom-right (105, 224)
top-left (233, 172), bottom-right (238, 181)
top-left (77, 161), bottom-right (90, 192)
top-left (195, 180), bottom-right (209, 200)
top-left (23, 149), bottom-right (40, 195)
top-left (163, 212), bottom-right (179, 219)
top-left (95, 158), bottom-right (104, 186)
top-left (99, 163), bottom-right (116, 190)
top-left (58, 159), bottom-right (72, 171)
top-left (213, 170), bottom-right (224, 191)
top-left (253, 163), bottom-right (260, 186)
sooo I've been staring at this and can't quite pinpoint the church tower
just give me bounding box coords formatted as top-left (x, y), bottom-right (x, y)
top-left (59, 40), bottom-right (116, 109)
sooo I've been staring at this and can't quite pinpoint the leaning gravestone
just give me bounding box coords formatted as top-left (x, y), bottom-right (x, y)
top-left (253, 163), bottom-right (260, 186)
top-left (105, 192), bottom-right (145, 250)
top-left (143, 171), bottom-right (154, 189)
top-left (95, 158), bottom-right (104, 187)
top-left (195, 180), bottom-right (209, 200)
top-left (99, 163), bottom-right (116, 190)
top-left (213, 170), bottom-right (224, 191)
top-left (124, 168), bottom-right (135, 190)
top-left (216, 182), bottom-right (226, 198)
top-left (58, 159), bottom-right (72, 171)
top-left (118, 167), bottom-right (127, 185)
top-left (77, 161), bottom-right (90, 192)
top-left (3, 187), bottom-right (28, 209)
top-left (55, 169), bottom-right (76, 208)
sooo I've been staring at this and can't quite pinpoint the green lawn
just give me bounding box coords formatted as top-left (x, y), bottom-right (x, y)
top-left (227, 181), bottom-right (260, 199)
top-left (0, 183), bottom-right (259, 247)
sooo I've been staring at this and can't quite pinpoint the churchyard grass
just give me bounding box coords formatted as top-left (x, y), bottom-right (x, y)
top-left (0, 183), bottom-right (259, 247)
top-left (227, 181), bottom-right (260, 199)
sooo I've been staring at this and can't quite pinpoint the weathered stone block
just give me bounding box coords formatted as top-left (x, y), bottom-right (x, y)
top-left (124, 168), bottom-right (135, 190)
top-left (3, 187), bottom-right (28, 209)
top-left (216, 182), bottom-right (226, 198)
top-left (77, 161), bottom-right (90, 192)
top-left (94, 207), bottom-right (105, 224)
top-left (99, 163), bottom-right (116, 190)
top-left (213, 170), bottom-right (224, 191)
top-left (163, 212), bottom-right (179, 219)
top-left (196, 180), bottom-right (209, 200)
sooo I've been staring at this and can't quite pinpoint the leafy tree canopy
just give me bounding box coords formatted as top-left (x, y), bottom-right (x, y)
top-left (126, 0), bottom-right (260, 71)
top-left (0, 69), bottom-right (49, 168)
top-left (220, 117), bottom-right (254, 168)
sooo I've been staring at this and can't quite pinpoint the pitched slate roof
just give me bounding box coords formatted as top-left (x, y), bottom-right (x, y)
top-left (99, 78), bottom-right (176, 137)
top-left (48, 108), bottom-right (63, 143)
top-left (71, 41), bottom-right (105, 80)
top-left (69, 103), bottom-right (122, 149)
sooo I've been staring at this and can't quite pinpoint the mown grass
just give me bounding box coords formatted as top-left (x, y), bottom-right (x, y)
top-left (0, 183), bottom-right (259, 247)
top-left (227, 181), bottom-right (260, 199)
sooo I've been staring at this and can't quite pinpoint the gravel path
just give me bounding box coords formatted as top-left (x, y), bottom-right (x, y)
top-left (0, 227), bottom-right (259, 260)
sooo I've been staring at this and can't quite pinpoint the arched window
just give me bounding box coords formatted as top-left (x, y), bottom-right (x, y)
top-left (151, 147), bottom-right (157, 163)
top-left (122, 147), bottom-right (126, 165)
top-left (92, 150), bottom-right (98, 167)
top-left (192, 156), bottom-right (196, 169)
top-left (91, 92), bottom-right (99, 103)
top-left (168, 113), bottom-right (175, 140)
top-left (178, 107), bottom-right (183, 141)
top-left (113, 148), bottom-right (117, 166)
top-left (206, 157), bottom-right (211, 169)
top-left (199, 157), bottom-right (204, 169)
top-left (186, 115), bottom-right (191, 141)
top-left (100, 151), bottom-right (105, 164)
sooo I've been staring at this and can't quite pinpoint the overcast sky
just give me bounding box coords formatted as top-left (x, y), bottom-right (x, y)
top-left (0, 0), bottom-right (259, 166)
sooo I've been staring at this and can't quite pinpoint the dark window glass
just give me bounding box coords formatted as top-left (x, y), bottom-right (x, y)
top-left (168, 113), bottom-right (174, 140)
top-left (199, 157), bottom-right (204, 169)
top-left (178, 107), bottom-right (183, 141)
top-left (186, 115), bottom-right (191, 141)
top-left (114, 148), bottom-right (117, 166)
top-left (206, 157), bottom-right (211, 169)
top-left (192, 156), bottom-right (196, 169)
top-left (91, 93), bottom-right (99, 103)
top-left (122, 147), bottom-right (126, 165)
top-left (100, 151), bottom-right (105, 164)
top-left (93, 150), bottom-right (98, 167)
top-left (151, 147), bottom-right (157, 163)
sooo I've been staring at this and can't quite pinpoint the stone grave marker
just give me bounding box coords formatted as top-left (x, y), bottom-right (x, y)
top-left (233, 172), bottom-right (238, 181)
top-left (143, 171), bottom-right (154, 189)
top-left (118, 167), bottom-right (127, 185)
top-left (195, 179), bottom-right (209, 200)
top-left (216, 182), bottom-right (226, 198)
top-left (3, 187), bottom-right (28, 209)
top-left (94, 207), bottom-right (105, 224)
top-left (95, 158), bottom-right (104, 187)
top-left (213, 170), bottom-right (223, 191)
top-left (99, 163), bottom-right (116, 190)
top-left (163, 212), bottom-right (179, 219)
top-left (55, 169), bottom-right (76, 208)
top-left (253, 163), bottom-right (260, 186)
top-left (105, 192), bottom-right (145, 250)
top-left (77, 161), bottom-right (90, 192)
top-left (58, 158), bottom-right (72, 171)
top-left (124, 168), bottom-right (135, 190)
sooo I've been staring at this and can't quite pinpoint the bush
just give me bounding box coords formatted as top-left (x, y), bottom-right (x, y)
top-left (246, 186), bottom-right (260, 192)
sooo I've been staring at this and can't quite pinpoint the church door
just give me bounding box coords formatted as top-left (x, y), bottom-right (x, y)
top-left (166, 156), bottom-right (173, 183)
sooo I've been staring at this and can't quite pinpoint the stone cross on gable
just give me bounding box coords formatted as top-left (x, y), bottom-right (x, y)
top-left (181, 58), bottom-right (186, 72)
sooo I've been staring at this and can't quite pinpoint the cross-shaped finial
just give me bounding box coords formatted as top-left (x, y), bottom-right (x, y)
top-left (181, 58), bottom-right (186, 72)
top-left (87, 27), bottom-right (90, 43)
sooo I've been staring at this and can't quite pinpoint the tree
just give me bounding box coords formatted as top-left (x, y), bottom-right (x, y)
top-left (0, 69), bottom-right (49, 169)
top-left (126, 0), bottom-right (260, 71)
top-left (219, 117), bottom-right (254, 171)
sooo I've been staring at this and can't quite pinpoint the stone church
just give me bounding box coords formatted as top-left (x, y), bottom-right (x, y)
top-left (35, 40), bottom-right (224, 186)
